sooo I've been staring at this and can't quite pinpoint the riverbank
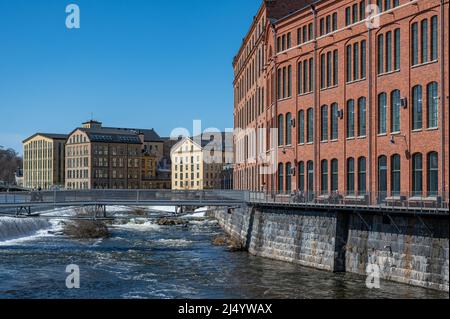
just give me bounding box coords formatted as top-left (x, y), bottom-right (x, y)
top-left (209, 206), bottom-right (449, 293)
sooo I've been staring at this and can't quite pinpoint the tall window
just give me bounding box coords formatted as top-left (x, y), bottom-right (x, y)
top-left (298, 110), bottom-right (305, 144)
top-left (331, 159), bottom-right (338, 193)
top-left (378, 92), bottom-right (387, 134)
top-left (358, 157), bottom-right (367, 195)
top-left (378, 156), bottom-right (388, 200)
top-left (321, 160), bottom-right (328, 195)
top-left (421, 19), bottom-right (428, 63)
top-left (385, 31), bottom-right (392, 72)
top-left (427, 82), bottom-right (438, 128)
top-left (361, 40), bottom-right (367, 79)
top-left (297, 61), bottom-right (302, 94)
top-left (286, 113), bottom-right (292, 145)
top-left (377, 34), bottom-right (384, 74)
top-left (358, 97), bottom-right (367, 137)
top-left (427, 152), bottom-right (438, 196)
top-left (320, 54), bottom-right (326, 89)
top-left (412, 153), bottom-right (423, 196)
top-left (331, 103), bottom-right (339, 140)
top-left (394, 29), bottom-right (400, 70)
top-left (307, 161), bottom-right (314, 194)
top-left (278, 163), bottom-right (284, 193)
top-left (307, 108), bottom-right (314, 143)
top-left (391, 154), bottom-right (401, 196)
top-left (412, 85), bottom-right (423, 130)
top-left (347, 99), bottom-right (355, 138)
top-left (353, 42), bottom-right (359, 80)
top-left (391, 89), bottom-right (401, 132)
top-left (327, 52), bottom-right (332, 87)
top-left (278, 114), bottom-right (284, 146)
top-left (431, 16), bottom-right (438, 61)
top-left (346, 45), bottom-right (352, 82)
top-left (332, 13), bottom-right (338, 31)
top-left (411, 22), bottom-right (419, 65)
top-left (347, 158), bottom-right (355, 195)
top-left (298, 161), bottom-right (305, 191)
top-left (287, 65), bottom-right (292, 97)
top-left (345, 7), bottom-right (351, 26)
top-left (286, 162), bottom-right (292, 193)
top-left (321, 105), bottom-right (328, 141)
top-left (333, 50), bottom-right (339, 86)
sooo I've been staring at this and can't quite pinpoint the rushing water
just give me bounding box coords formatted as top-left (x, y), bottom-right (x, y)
top-left (0, 207), bottom-right (447, 299)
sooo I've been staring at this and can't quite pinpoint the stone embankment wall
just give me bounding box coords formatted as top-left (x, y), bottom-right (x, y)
top-left (209, 206), bottom-right (449, 292)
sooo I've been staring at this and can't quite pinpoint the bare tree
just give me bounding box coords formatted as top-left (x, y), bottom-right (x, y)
top-left (0, 146), bottom-right (22, 184)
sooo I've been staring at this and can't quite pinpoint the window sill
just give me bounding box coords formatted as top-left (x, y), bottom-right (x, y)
top-left (346, 137), bottom-right (355, 141)
top-left (390, 131), bottom-right (401, 135)
top-left (357, 136), bottom-right (367, 139)
top-left (298, 92), bottom-right (313, 97)
top-left (411, 60), bottom-right (438, 69)
top-left (411, 129), bottom-right (422, 133)
top-left (377, 133), bottom-right (388, 137)
top-left (426, 127), bottom-right (439, 131)
top-left (377, 69), bottom-right (400, 77)
top-left (278, 97), bottom-right (292, 102)
top-left (330, 139), bottom-right (339, 143)
top-left (321, 140), bottom-right (328, 143)
top-left (346, 78), bottom-right (366, 85)
top-left (320, 85), bottom-right (339, 92)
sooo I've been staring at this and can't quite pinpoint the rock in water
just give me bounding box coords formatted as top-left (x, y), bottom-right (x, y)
top-left (63, 220), bottom-right (110, 239)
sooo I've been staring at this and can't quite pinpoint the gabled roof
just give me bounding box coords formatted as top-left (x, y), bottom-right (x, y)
top-left (23, 133), bottom-right (68, 143)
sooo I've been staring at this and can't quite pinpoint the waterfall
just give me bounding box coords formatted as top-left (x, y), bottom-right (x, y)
top-left (0, 217), bottom-right (52, 242)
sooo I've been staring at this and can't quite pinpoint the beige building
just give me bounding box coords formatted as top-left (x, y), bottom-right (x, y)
top-left (22, 133), bottom-right (67, 189)
top-left (65, 121), bottom-right (142, 190)
top-left (171, 133), bottom-right (233, 190)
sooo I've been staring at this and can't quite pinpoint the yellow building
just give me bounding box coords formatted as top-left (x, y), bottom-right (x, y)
top-left (171, 133), bottom-right (233, 190)
top-left (22, 133), bottom-right (67, 190)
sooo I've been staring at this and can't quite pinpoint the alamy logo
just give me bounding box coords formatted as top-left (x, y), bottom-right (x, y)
top-left (66, 4), bottom-right (80, 29)
top-left (66, 264), bottom-right (80, 289)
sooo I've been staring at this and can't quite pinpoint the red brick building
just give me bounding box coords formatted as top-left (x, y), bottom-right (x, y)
top-left (233, 0), bottom-right (449, 204)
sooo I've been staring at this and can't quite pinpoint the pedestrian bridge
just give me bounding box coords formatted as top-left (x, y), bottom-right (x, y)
top-left (0, 189), bottom-right (247, 211)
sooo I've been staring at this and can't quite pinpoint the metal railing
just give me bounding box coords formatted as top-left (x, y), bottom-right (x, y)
top-left (248, 191), bottom-right (450, 213)
top-left (0, 189), bottom-right (247, 207)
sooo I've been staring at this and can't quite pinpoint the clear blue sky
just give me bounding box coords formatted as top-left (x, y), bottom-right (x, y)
top-left (0, 0), bottom-right (260, 153)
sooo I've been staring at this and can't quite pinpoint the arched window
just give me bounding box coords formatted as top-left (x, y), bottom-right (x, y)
top-left (378, 156), bottom-right (387, 200)
top-left (298, 161), bottom-right (305, 191)
top-left (378, 92), bottom-right (387, 134)
top-left (331, 159), bottom-right (339, 193)
top-left (347, 158), bottom-right (355, 195)
top-left (358, 157), bottom-right (367, 195)
top-left (347, 99), bottom-right (355, 138)
top-left (427, 152), bottom-right (438, 196)
top-left (298, 110), bottom-right (305, 144)
top-left (278, 114), bottom-right (284, 146)
top-left (321, 105), bottom-right (328, 141)
top-left (358, 97), bottom-right (367, 137)
top-left (427, 82), bottom-right (438, 128)
top-left (286, 113), bottom-right (292, 145)
top-left (391, 90), bottom-right (401, 133)
top-left (286, 162), bottom-right (292, 193)
top-left (321, 160), bottom-right (328, 195)
top-left (412, 85), bottom-right (423, 130)
top-left (412, 153), bottom-right (423, 196)
top-left (391, 154), bottom-right (401, 196)
top-left (278, 163), bottom-right (284, 193)
top-left (331, 103), bottom-right (339, 140)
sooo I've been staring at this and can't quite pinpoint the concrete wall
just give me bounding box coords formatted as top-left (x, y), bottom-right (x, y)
top-left (211, 206), bottom-right (449, 292)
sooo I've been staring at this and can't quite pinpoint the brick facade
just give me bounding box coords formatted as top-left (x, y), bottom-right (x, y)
top-left (233, 0), bottom-right (449, 203)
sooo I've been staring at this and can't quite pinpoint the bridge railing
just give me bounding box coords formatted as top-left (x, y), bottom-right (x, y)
top-left (248, 191), bottom-right (449, 213)
top-left (0, 189), bottom-right (247, 206)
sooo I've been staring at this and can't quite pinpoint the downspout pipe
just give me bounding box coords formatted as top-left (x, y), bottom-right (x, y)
top-left (439, 0), bottom-right (446, 198)
top-left (272, 22), bottom-right (277, 195)
top-left (311, 4), bottom-right (318, 195)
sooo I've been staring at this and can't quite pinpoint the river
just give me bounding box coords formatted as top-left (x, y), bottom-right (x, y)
top-left (0, 206), bottom-right (447, 299)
